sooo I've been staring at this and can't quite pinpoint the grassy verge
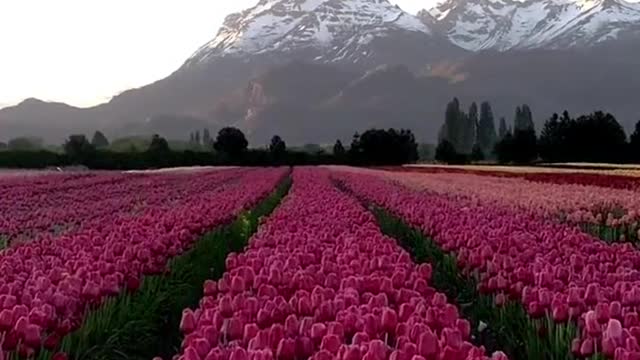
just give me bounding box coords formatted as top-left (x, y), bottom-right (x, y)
top-left (371, 207), bottom-right (578, 360)
top-left (32, 176), bottom-right (291, 360)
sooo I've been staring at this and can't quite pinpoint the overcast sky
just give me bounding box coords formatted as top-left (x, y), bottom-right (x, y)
top-left (0, 0), bottom-right (434, 109)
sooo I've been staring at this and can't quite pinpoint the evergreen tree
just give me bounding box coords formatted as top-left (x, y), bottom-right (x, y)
top-left (514, 106), bottom-right (523, 131)
top-left (203, 128), bottom-right (212, 147)
top-left (64, 134), bottom-right (95, 164)
top-left (494, 132), bottom-right (514, 164)
top-left (462, 102), bottom-right (478, 154)
top-left (512, 129), bottom-right (538, 164)
top-left (515, 104), bottom-right (535, 131)
top-left (333, 140), bottom-right (346, 158)
top-left (439, 98), bottom-right (465, 151)
top-left (470, 143), bottom-right (485, 162)
top-left (538, 113), bottom-right (561, 162)
top-left (629, 120), bottom-right (640, 162)
top-left (349, 132), bottom-right (362, 161)
top-left (435, 140), bottom-right (459, 164)
top-left (538, 110), bottom-right (625, 163)
top-left (90, 131), bottom-right (109, 148)
top-left (522, 104), bottom-right (535, 131)
top-left (477, 101), bottom-right (497, 156)
top-left (498, 117), bottom-right (508, 140)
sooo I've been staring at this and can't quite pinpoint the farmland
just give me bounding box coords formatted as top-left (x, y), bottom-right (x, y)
top-left (0, 166), bottom-right (639, 360)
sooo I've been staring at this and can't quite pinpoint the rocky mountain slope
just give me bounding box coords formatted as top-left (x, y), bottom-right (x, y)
top-left (184, 0), bottom-right (463, 69)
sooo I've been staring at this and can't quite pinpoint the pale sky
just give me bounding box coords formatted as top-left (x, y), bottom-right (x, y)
top-left (0, 0), bottom-right (432, 109)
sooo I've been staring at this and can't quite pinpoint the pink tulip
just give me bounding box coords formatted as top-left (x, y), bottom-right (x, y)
top-left (606, 319), bottom-right (624, 341)
top-left (580, 338), bottom-right (594, 357)
top-left (52, 353), bottom-right (69, 360)
top-left (204, 280), bottom-right (217, 296)
top-left (0, 309), bottom-right (13, 331)
top-left (295, 337), bottom-right (314, 359)
top-left (312, 350), bottom-right (333, 360)
top-left (181, 309), bottom-right (197, 335)
top-left (381, 308), bottom-right (398, 333)
top-left (417, 330), bottom-right (439, 357)
top-left (596, 302), bottom-right (610, 324)
top-left (230, 348), bottom-right (248, 360)
top-left (585, 311), bottom-right (601, 337)
top-left (320, 334), bottom-right (341, 355)
top-left (311, 323), bottom-right (327, 343)
top-left (352, 332), bottom-right (370, 345)
top-left (602, 336), bottom-right (617, 357)
top-left (193, 338), bottom-right (211, 358)
top-left (491, 352), bottom-right (508, 360)
top-left (276, 338), bottom-right (296, 360)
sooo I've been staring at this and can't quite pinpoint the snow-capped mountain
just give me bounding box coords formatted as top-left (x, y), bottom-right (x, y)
top-left (421, 0), bottom-right (640, 51)
top-left (185, 0), bottom-right (463, 69)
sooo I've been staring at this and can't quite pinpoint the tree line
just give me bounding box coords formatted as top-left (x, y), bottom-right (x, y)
top-left (435, 98), bottom-right (640, 165)
top-left (3, 99), bottom-right (639, 168)
top-left (0, 126), bottom-right (419, 169)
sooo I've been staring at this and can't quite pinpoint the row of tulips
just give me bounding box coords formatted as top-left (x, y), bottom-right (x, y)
top-left (0, 167), bottom-right (288, 359)
top-left (384, 166), bottom-right (640, 191)
top-left (332, 168), bottom-right (640, 359)
top-left (370, 168), bottom-right (640, 243)
top-left (52, 172), bottom-right (293, 360)
top-left (0, 169), bottom-right (249, 245)
top-left (173, 168), bottom-right (507, 360)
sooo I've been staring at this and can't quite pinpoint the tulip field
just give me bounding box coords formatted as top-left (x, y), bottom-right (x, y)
top-left (2, 166), bottom-right (640, 360)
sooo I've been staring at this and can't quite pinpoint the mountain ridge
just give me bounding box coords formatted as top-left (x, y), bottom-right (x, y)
top-left (422, 0), bottom-right (640, 50)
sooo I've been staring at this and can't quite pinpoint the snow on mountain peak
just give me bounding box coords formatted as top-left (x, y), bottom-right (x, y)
top-left (423, 0), bottom-right (640, 50)
top-left (187, 0), bottom-right (432, 65)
